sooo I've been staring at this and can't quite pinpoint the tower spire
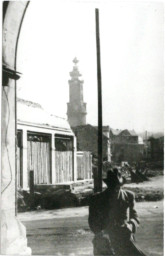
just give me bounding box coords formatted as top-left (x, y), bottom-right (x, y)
top-left (73, 57), bottom-right (79, 65)
top-left (70, 57), bottom-right (82, 80)
top-left (67, 58), bottom-right (87, 127)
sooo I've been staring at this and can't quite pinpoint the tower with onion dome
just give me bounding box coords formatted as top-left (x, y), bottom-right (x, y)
top-left (67, 58), bottom-right (87, 127)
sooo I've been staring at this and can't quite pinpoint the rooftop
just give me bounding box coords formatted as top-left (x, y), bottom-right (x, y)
top-left (17, 98), bottom-right (71, 131)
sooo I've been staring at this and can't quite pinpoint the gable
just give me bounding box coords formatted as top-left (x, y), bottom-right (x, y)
top-left (119, 129), bottom-right (131, 136)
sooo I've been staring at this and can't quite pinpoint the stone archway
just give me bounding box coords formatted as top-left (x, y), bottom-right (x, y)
top-left (2, 1), bottom-right (31, 254)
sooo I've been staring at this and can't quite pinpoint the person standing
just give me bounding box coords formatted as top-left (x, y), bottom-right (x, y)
top-left (88, 168), bottom-right (147, 256)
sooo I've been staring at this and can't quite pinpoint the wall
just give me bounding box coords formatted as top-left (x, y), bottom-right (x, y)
top-left (111, 135), bottom-right (138, 144)
top-left (67, 102), bottom-right (87, 127)
top-left (73, 125), bottom-right (109, 159)
top-left (77, 151), bottom-right (92, 180)
top-left (111, 143), bottom-right (144, 164)
top-left (150, 137), bottom-right (164, 161)
top-left (17, 124), bottom-right (76, 188)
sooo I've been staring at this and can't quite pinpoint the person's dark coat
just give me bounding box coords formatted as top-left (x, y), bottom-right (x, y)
top-left (88, 188), bottom-right (147, 256)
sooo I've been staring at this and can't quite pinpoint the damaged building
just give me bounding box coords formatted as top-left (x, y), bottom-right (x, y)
top-left (17, 98), bottom-right (77, 190)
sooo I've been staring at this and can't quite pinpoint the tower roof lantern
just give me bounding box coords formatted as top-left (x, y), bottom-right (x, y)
top-left (70, 57), bottom-right (82, 79)
top-left (73, 57), bottom-right (79, 65)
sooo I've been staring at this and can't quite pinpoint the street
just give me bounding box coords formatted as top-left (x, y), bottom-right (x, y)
top-left (19, 200), bottom-right (163, 256)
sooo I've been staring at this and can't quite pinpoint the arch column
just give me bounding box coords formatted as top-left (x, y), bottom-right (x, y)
top-left (1, 70), bottom-right (31, 256)
top-left (1, 2), bottom-right (31, 254)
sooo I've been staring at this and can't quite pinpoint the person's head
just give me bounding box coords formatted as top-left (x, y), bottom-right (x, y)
top-left (103, 168), bottom-right (125, 190)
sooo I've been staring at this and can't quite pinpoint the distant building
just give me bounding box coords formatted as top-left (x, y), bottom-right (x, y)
top-left (72, 124), bottom-right (111, 161)
top-left (111, 129), bottom-right (140, 144)
top-left (110, 128), bottom-right (144, 164)
top-left (67, 58), bottom-right (87, 127)
top-left (148, 136), bottom-right (164, 161)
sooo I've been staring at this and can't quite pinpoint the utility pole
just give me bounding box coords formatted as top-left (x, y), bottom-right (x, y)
top-left (95, 8), bottom-right (103, 192)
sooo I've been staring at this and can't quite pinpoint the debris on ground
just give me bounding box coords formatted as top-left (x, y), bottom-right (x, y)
top-left (17, 174), bottom-right (163, 212)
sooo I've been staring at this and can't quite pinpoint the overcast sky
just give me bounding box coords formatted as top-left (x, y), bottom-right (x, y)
top-left (17, 0), bottom-right (164, 133)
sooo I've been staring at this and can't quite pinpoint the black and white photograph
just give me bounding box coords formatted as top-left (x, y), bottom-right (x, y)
top-left (1, 0), bottom-right (164, 255)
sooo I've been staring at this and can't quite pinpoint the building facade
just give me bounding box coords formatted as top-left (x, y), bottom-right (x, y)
top-left (72, 124), bottom-right (111, 161)
top-left (148, 136), bottom-right (164, 161)
top-left (110, 128), bottom-right (144, 164)
top-left (17, 99), bottom-right (77, 190)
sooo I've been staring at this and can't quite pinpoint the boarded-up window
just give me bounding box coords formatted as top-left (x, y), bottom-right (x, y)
top-left (77, 151), bottom-right (92, 180)
top-left (17, 130), bottom-right (23, 188)
top-left (55, 135), bottom-right (73, 183)
top-left (27, 133), bottom-right (51, 185)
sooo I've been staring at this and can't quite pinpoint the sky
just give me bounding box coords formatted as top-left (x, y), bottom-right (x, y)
top-left (17, 0), bottom-right (164, 133)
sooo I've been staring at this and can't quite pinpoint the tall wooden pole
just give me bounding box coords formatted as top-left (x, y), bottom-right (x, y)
top-left (95, 8), bottom-right (102, 192)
